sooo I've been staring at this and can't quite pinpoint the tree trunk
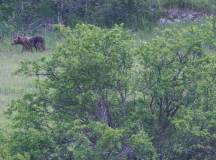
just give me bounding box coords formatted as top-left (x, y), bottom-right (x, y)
top-left (57, 0), bottom-right (64, 24)
top-left (96, 99), bottom-right (111, 126)
top-left (117, 81), bottom-right (127, 118)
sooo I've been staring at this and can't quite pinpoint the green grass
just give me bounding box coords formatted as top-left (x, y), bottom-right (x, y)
top-left (0, 37), bottom-right (54, 129)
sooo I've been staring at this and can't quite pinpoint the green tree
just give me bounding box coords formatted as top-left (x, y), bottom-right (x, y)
top-left (5, 24), bottom-right (157, 160)
top-left (134, 19), bottom-right (216, 159)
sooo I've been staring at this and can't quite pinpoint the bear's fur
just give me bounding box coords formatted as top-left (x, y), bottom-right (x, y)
top-left (29, 36), bottom-right (46, 52)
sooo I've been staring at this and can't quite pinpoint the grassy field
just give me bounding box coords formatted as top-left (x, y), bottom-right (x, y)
top-left (0, 37), bottom-right (54, 129)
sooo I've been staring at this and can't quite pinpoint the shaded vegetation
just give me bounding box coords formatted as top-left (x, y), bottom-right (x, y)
top-left (0, 0), bottom-right (216, 34)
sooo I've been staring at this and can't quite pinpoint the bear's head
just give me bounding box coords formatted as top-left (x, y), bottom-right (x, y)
top-left (12, 36), bottom-right (24, 45)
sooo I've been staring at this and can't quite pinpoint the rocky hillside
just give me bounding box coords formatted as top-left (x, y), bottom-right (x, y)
top-left (159, 8), bottom-right (215, 25)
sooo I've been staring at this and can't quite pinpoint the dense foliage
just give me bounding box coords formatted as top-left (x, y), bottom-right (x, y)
top-left (0, 0), bottom-right (160, 32)
top-left (0, 0), bottom-right (216, 34)
top-left (0, 18), bottom-right (215, 159)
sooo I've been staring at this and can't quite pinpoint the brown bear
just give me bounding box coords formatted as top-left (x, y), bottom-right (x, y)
top-left (12, 36), bottom-right (33, 52)
top-left (12, 36), bottom-right (46, 52)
